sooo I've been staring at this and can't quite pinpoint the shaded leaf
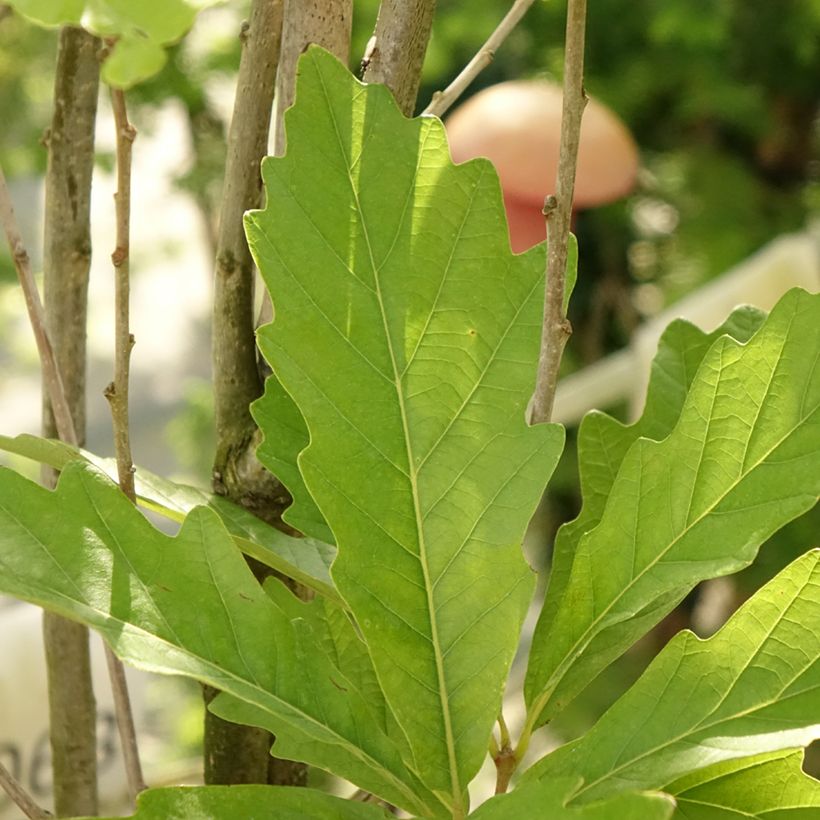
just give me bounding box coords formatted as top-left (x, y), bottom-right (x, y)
top-left (526, 551), bottom-right (820, 803)
top-left (666, 749), bottom-right (820, 819)
top-left (0, 462), bottom-right (440, 816)
top-left (0, 433), bottom-right (339, 602)
top-left (247, 46), bottom-right (567, 808)
top-left (525, 288), bottom-right (819, 725)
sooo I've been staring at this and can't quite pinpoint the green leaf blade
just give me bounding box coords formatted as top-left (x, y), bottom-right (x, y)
top-left (526, 550), bottom-right (820, 803)
top-left (0, 463), bottom-right (437, 816)
top-left (525, 289), bottom-right (820, 725)
top-left (666, 750), bottom-right (820, 819)
top-left (537, 305), bottom-right (766, 654)
top-left (470, 777), bottom-right (675, 820)
top-left (247, 47), bottom-right (566, 805)
top-left (253, 375), bottom-right (334, 543)
top-left (0, 433), bottom-right (340, 602)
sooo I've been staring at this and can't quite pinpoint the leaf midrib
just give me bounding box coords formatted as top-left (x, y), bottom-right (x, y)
top-left (314, 64), bottom-right (463, 807)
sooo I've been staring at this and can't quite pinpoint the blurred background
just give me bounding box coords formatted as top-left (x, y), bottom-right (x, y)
top-left (0, 0), bottom-right (819, 812)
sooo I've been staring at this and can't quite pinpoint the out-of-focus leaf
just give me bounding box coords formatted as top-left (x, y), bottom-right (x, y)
top-left (0, 462), bottom-right (439, 815)
top-left (526, 551), bottom-right (820, 803)
top-left (525, 288), bottom-right (819, 726)
top-left (247, 46), bottom-right (567, 809)
top-left (6, 0), bottom-right (223, 86)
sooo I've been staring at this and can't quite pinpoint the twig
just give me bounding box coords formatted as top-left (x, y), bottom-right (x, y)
top-left (106, 86), bottom-right (137, 502)
top-left (0, 163), bottom-right (77, 446)
top-left (207, 0), bottom-right (290, 787)
top-left (104, 642), bottom-right (146, 799)
top-left (213, 0), bottom-right (282, 501)
top-left (0, 760), bottom-right (52, 820)
top-left (528, 0), bottom-right (587, 424)
top-left (422, 0), bottom-right (537, 118)
top-left (104, 84), bottom-right (147, 799)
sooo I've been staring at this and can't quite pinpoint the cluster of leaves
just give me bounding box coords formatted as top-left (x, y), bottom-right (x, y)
top-left (0, 47), bottom-right (818, 819)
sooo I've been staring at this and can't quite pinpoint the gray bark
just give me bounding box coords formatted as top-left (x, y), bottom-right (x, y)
top-left (363, 0), bottom-right (436, 116)
top-left (273, 0), bottom-right (353, 155)
top-left (41, 25), bottom-right (100, 818)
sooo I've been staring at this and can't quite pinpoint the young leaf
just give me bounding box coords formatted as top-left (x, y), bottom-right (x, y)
top-left (5, 0), bottom-right (222, 87)
top-left (94, 785), bottom-right (393, 819)
top-left (525, 550), bottom-right (820, 803)
top-left (246, 46), bottom-right (567, 809)
top-left (470, 777), bottom-right (674, 820)
top-left (525, 288), bottom-right (819, 727)
top-left (0, 463), bottom-right (440, 816)
top-left (666, 749), bottom-right (820, 818)
top-left (0, 433), bottom-right (339, 602)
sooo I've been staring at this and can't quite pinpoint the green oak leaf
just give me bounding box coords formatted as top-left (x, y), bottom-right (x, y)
top-left (525, 550), bottom-right (820, 803)
top-left (471, 777), bottom-right (674, 820)
top-left (93, 785), bottom-right (393, 819)
top-left (539, 304), bottom-right (766, 643)
top-left (0, 433), bottom-right (339, 602)
top-left (246, 46), bottom-right (567, 810)
top-left (0, 462), bottom-right (439, 816)
top-left (210, 577), bottom-right (416, 779)
top-left (254, 234), bottom-right (577, 546)
top-left (6, 0), bottom-right (222, 87)
top-left (666, 749), bottom-right (820, 819)
top-left (525, 288), bottom-right (819, 727)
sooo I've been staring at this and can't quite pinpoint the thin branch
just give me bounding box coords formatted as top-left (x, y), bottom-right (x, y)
top-left (213, 0), bottom-right (283, 503)
top-left (422, 0), bottom-right (537, 118)
top-left (104, 642), bottom-right (146, 799)
top-left (361, 0), bottom-right (436, 116)
top-left (40, 27), bottom-right (100, 817)
top-left (105, 86), bottom-right (137, 501)
top-left (528, 0), bottom-right (587, 425)
top-left (0, 163), bottom-right (77, 446)
top-left (104, 84), bottom-right (147, 799)
top-left (207, 0), bottom-right (289, 786)
top-left (0, 760), bottom-right (52, 820)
